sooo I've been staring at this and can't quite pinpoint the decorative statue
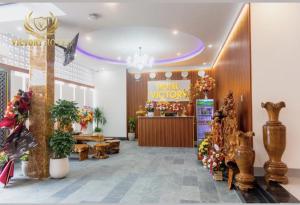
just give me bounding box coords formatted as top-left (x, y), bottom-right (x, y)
top-left (262, 102), bottom-right (288, 184)
top-left (235, 131), bottom-right (255, 191)
top-left (136, 105), bottom-right (146, 116)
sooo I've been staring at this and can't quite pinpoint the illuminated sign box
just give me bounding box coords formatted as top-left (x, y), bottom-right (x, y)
top-left (148, 80), bottom-right (190, 102)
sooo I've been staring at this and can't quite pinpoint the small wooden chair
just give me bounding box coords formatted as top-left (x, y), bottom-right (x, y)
top-left (73, 144), bottom-right (89, 161)
top-left (94, 143), bottom-right (110, 159)
top-left (106, 140), bottom-right (120, 154)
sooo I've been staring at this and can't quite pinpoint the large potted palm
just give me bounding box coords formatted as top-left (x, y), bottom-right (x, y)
top-left (93, 107), bottom-right (107, 133)
top-left (49, 100), bottom-right (79, 178)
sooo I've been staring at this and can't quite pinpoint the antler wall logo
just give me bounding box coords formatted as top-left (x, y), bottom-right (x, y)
top-left (12, 12), bottom-right (68, 47)
top-left (24, 12), bottom-right (58, 39)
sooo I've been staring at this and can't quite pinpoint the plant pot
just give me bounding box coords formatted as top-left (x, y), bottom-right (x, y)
top-left (213, 171), bottom-right (223, 181)
top-left (21, 161), bottom-right (28, 177)
top-left (147, 112), bottom-right (154, 117)
top-left (128, 132), bottom-right (135, 141)
top-left (49, 158), bottom-right (69, 179)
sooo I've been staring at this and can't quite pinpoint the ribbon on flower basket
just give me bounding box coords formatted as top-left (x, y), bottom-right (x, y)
top-left (0, 160), bottom-right (14, 187)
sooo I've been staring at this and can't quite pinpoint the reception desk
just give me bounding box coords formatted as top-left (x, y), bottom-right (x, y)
top-left (137, 116), bottom-right (194, 147)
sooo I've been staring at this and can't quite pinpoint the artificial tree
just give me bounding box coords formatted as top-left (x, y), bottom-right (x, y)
top-left (93, 108), bottom-right (107, 133)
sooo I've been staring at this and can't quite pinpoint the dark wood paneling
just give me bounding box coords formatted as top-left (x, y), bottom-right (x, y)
top-left (138, 116), bottom-right (194, 147)
top-left (213, 5), bottom-right (252, 132)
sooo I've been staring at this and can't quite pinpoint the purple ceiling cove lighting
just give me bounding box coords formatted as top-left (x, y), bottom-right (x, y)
top-left (76, 40), bottom-right (205, 65)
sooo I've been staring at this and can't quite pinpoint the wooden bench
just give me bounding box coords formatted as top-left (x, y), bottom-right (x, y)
top-left (73, 144), bottom-right (89, 161)
top-left (93, 143), bottom-right (110, 159)
top-left (106, 140), bottom-right (120, 154)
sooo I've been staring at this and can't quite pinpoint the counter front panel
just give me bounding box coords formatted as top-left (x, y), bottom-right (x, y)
top-left (137, 116), bottom-right (194, 147)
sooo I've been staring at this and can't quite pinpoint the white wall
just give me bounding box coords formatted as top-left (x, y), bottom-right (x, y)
top-left (251, 3), bottom-right (300, 169)
top-left (94, 66), bottom-right (127, 138)
top-left (10, 71), bottom-right (29, 99)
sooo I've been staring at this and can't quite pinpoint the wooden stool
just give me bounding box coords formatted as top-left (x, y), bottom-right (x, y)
top-left (94, 143), bottom-right (110, 159)
top-left (104, 137), bottom-right (114, 141)
top-left (106, 140), bottom-right (120, 154)
top-left (73, 144), bottom-right (89, 161)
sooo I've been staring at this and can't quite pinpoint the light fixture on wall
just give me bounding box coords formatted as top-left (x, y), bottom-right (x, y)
top-left (149, 72), bottom-right (156, 80)
top-left (198, 70), bottom-right (206, 77)
top-left (127, 46), bottom-right (154, 70)
top-left (134, 73), bottom-right (141, 81)
top-left (165, 71), bottom-right (172, 80)
top-left (181, 71), bottom-right (189, 79)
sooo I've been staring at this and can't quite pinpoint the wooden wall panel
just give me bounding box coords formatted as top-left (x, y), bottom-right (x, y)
top-left (213, 4), bottom-right (252, 132)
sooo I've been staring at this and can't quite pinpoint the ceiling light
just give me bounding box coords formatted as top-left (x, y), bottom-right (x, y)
top-left (172, 30), bottom-right (178, 35)
top-left (101, 68), bottom-right (105, 71)
top-left (85, 36), bottom-right (91, 41)
top-left (117, 56), bottom-right (121, 60)
top-left (203, 62), bottom-right (207, 65)
top-left (127, 46), bottom-right (154, 70)
top-left (17, 26), bottom-right (22, 31)
top-left (88, 13), bottom-right (101, 21)
top-left (207, 44), bottom-right (213, 48)
top-left (176, 52), bottom-right (181, 56)
top-left (105, 3), bottom-right (119, 8)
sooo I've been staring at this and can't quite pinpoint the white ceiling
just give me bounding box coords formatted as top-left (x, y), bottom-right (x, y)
top-left (0, 2), bottom-right (243, 71)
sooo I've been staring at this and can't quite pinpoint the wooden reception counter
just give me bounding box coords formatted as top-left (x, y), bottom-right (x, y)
top-left (137, 116), bottom-right (194, 147)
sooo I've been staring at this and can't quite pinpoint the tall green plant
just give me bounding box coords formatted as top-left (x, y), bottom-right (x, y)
top-left (94, 108), bottom-right (107, 132)
top-left (128, 117), bottom-right (136, 133)
top-left (50, 99), bottom-right (79, 129)
top-left (49, 130), bottom-right (75, 159)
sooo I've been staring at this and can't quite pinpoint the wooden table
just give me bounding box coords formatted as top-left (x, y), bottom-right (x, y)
top-left (137, 116), bottom-right (194, 147)
top-left (73, 133), bottom-right (104, 143)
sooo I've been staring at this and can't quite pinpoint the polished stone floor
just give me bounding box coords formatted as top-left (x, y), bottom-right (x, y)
top-left (0, 141), bottom-right (241, 203)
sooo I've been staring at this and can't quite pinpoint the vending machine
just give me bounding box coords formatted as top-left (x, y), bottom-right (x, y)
top-left (196, 99), bottom-right (214, 144)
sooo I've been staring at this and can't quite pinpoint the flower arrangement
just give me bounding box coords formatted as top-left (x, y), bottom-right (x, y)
top-left (145, 100), bottom-right (155, 112)
top-left (0, 90), bottom-right (32, 128)
top-left (198, 138), bottom-right (210, 161)
top-left (156, 102), bottom-right (169, 116)
top-left (78, 106), bottom-right (93, 131)
top-left (207, 150), bottom-right (226, 174)
top-left (169, 102), bottom-right (184, 113)
top-left (194, 75), bottom-right (216, 99)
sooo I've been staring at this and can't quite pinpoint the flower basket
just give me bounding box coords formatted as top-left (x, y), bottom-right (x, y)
top-left (213, 171), bottom-right (223, 181)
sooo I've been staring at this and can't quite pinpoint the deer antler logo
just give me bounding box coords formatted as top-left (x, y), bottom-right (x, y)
top-left (24, 11), bottom-right (58, 39)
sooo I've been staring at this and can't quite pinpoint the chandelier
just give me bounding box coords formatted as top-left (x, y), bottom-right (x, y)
top-left (126, 46), bottom-right (154, 70)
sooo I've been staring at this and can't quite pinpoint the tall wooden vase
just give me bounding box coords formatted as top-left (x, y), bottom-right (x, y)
top-left (262, 102), bottom-right (288, 184)
top-left (235, 131), bottom-right (255, 191)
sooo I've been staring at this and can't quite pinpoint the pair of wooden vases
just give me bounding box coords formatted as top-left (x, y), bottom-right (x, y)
top-left (234, 101), bottom-right (288, 191)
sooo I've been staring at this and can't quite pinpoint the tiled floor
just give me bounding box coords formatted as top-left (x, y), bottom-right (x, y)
top-left (0, 141), bottom-right (241, 203)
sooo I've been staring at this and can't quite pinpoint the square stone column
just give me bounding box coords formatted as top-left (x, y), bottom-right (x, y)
top-left (28, 33), bottom-right (55, 179)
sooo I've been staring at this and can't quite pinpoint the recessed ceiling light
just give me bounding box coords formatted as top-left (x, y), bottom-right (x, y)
top-left (85, 36), bottom-right (91, 41)
top-left (17, 26), bottom-right (22, 31)
top-left (88, 13), bottom-right (101, 21)
top-left (105, 3), bottom-right (119, 8)
top-left (203, 62), bottom-right (207, 65)
top-left (176, 52), bottom-right (181, 56)
top-left (101, 68), bottom-right (105, 71)
top-left (207, 44), bottom-right (213, 48)
top-left (172, 30), bottom-right (178, 35)
top-left (117, 56), bottom-right (121, 60)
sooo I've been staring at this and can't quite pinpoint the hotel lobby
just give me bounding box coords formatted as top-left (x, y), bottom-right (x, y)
top-left (0, 1), bottom-right (300, 204)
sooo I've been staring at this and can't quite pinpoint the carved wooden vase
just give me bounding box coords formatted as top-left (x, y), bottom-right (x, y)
top-left (186, 101), bottom-right (194, 116)
top-left (262, 102), bottom-right (288, 184)
top-left (235, 131), bottom-right (255, 191)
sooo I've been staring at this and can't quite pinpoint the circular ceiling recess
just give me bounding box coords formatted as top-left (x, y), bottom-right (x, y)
top-left (76, 27), bottom-right (205, 65)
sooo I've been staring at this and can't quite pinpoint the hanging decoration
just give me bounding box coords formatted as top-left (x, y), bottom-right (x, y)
top-left (0, 89), bottom-right (37, 187)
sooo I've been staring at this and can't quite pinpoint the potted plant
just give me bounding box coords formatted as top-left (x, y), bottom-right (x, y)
top-left (145, 100), bottom-right (155, 117)
top-left (156, 102), bottom-right (169, 117)
top-left (128, 117), bottom-right (136, 141)
top-left (93, 107), bottom-right (107, 133)
top-left (78, 107), bottom-right (94, 134)
top-left (50, 99), bottom-right (79, 132)
top-left (20, 152), bottom-right (29, 177)
top-left (49, 130), bottom-right (75, 178)
top-left (49, 100), bottom-right (79, 179)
